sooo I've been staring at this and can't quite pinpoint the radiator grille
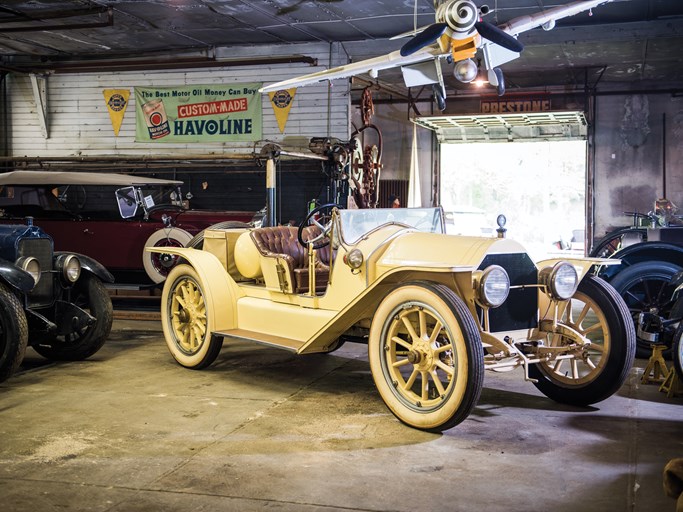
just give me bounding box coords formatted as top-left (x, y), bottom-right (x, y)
top-left (478, 253), bottom-right (538, 332)
top-left (18, 237), bottom-right (54, 308)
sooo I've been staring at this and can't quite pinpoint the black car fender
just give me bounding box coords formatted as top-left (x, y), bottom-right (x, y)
top-left (55, 252), bottom-right (114, 284)
top-left (599, 242), bottom-right (683, 281)
top-left (0, 257), bottom-right (36, 292)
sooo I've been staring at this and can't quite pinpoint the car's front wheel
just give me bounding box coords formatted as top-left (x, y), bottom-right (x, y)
top-left (530, 275), bottom-right (635, 405)
top-left (33, 275), bottom-right (113, 361)
top-left (368, 282), bottom-right (484, 432)
top-left (0, 283), bottom-right (28, 382)
top-left (162, 264), bottom-right (222, 369)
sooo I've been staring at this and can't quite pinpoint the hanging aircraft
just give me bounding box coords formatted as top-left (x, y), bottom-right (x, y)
top-left (260, 0), bottom-right (613, 110)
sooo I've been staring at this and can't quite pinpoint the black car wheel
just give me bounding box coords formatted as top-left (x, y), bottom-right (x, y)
top-left (609, 261), bottom-right (682, 358)
top-left (0, 283), bottom-right (29, 382)
top-left (33, 275), bottom-right (113, 361)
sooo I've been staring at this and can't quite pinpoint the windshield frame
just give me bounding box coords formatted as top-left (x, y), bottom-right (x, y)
top-left (337, 207), bottom-right (445, 245)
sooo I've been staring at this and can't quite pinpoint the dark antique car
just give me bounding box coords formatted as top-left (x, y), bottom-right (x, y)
top-left (0, 218), bottom-right (113, 382)
top-left (591, 199), bottom-right (683, 357)
top-left (0, 171), bottom-right (257, 284)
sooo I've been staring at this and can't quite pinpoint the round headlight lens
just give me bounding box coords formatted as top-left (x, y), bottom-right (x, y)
top-left (16, 256), bottom-right (41, 285)
top-left (344, 248), bottom-right (364, 270)
top-left (542, 262), bottom-right (578, 300)
top-left (478, 265), bottom-right (510, 308)
top-left (57, 254), bottom-right (81, 283)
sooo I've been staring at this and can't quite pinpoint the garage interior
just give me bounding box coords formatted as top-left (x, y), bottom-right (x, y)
top-left (1, 1), bottom-right (682, 511)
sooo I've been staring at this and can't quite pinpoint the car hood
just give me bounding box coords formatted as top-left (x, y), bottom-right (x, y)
top-left (375, 231), bottom-right (530, 272)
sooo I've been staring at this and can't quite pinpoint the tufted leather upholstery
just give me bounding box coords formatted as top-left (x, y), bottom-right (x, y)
top-left (249, 225), bottom-right (331, 293)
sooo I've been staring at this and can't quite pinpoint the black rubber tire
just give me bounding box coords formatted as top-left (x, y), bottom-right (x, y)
top-left (368, 281), bottom-right (484, 432)
top-left (673, 324), bottom-right (683, 382)
top-left (186, 221), bottom-right (251, 250)
top-left (161, 264), bottom-right (223, 369)
top-left (609, 261), bottom-right (682, 358)
top-left (33, 275), bottom-right (113, 361)
top-left (0, 283), bottom-right (29, 382)
top-left (530, 275), bottom-right (636, 406)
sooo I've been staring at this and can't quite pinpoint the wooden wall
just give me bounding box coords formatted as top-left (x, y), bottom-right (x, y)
top-left (5, 42), bottom-right (350, 158)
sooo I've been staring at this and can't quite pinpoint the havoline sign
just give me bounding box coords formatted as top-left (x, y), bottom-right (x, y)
top-left (134, 84), bottom-right (262, 143)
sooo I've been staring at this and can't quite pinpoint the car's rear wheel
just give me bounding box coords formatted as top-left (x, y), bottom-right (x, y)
top-left (33, 275), bottom-right (113, 361)
top-left (368, 282), bottom-right (484, 432)
top-left (0, 283), bottom-right (28, 382)
top-left (530, 275), bottom-right (635, 406)
top-left (162, 264), bottom-right (222, 369)
top-left (143, 227), bottom-right (193, 284)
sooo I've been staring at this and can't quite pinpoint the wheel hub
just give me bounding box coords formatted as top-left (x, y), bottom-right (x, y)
top-left (409, 338), bottom-right (435, 371)
top-left (178, 309), bottom-right (190, 323)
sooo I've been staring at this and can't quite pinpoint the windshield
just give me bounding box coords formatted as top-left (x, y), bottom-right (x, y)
top-left (58, 184), bottom-right (183, 216)
top-left (339, 207), bottom-right (445, 244)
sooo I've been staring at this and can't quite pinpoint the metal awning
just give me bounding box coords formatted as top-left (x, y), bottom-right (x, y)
top-left (414, 111), bottom-right (587, 143)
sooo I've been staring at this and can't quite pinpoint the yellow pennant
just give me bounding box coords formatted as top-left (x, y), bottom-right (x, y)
top-left (103, 89), bottom-right (130, 136)
top-left (268, 88), bottom-right (296, 133)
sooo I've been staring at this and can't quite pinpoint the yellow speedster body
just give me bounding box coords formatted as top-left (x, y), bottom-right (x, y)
top-left (150, 206), bottom-right (635, 432)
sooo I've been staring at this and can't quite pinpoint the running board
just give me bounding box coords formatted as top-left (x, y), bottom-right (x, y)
top-left (212, 329), bottom-right (304, 352)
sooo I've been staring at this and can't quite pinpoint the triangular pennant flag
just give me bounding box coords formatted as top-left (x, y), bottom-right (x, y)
top-left (103, 89), bottom-right (130, 136)
top-left (268, 88), bottom-right (296, 133)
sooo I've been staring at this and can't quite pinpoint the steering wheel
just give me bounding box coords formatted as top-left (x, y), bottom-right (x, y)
top-left (298, 203), bottom-right (339, 249)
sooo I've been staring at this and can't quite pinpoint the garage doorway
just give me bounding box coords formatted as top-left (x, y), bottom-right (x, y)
top-left (440, 140), bottom-right (586, 260)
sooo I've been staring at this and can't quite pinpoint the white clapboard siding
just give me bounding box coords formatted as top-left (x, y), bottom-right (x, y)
top-left (7, 42), bottom-right (350, 158)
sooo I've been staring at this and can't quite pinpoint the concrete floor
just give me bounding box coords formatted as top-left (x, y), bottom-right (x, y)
top-left (1, 319), bottom-right (681, 512)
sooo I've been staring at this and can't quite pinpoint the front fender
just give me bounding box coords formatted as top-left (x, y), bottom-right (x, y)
top-left (148, 246), bottom-right (243, 331)
top-left (599, 242), bottom-right (683, 281)
top-left (56, 252), bottom-right (114, 283)
top-left (0, 257), bottom-right (35, 292)
top-left (537, 257), bottom-right (621, 282)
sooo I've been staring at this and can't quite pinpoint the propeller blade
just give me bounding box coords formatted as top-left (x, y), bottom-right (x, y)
top-left (475, 21), bottom-right (524, 53)
top-left (400, 23), bottom-right (448, 57)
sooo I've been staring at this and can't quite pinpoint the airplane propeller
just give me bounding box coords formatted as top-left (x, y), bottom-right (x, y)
top-left (474, 20), bottom-right (524, 53)
top-left (401, 19), bottom-right (524, 59)
top-left (400, 23), bottom-right (448, 57)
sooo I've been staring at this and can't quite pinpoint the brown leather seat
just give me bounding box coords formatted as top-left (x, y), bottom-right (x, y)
top-left (249, 225), bottom-right (330, 294)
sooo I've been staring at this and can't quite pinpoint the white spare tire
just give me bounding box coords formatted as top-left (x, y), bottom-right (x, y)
top-left (143, 227), bottom-right (193, 284)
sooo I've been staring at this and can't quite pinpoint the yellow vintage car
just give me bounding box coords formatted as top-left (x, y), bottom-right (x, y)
top-left (149, 205), bottom-right (635, 432)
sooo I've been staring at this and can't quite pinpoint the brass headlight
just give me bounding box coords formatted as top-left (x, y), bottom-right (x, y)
top-left (343, 248), bottom-right (364, 270)
top-left (540, 261), bottom-right (578, 300)
top-left (16, 256), bottom-right (41, 285)
top-left (475, 265), bottom-right (510, 308)
top-left (56, 254), bottom-right (81, 283)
